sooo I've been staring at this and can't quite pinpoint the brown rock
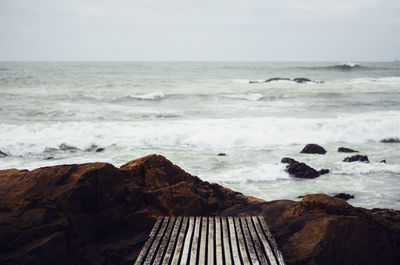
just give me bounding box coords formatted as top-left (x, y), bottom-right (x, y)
top-left (0, 155), bottom-right (399, 265)
top-left (281, 157), bottom-right (329, 179)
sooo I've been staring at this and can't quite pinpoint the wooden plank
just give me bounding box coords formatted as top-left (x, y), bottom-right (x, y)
top-left (170, 217), bottom-right (189, 265)
top-left (228, 217), bottom-right (242, 265)
top-left (240, 217), bottom-right (259, 265)
top-left (189, 217), bottom-right (201, 265)
top-left (144, 217), bottom-right (169, 265)
top-left (134, 218), bottom-right (163, 265)
top-left (257, 216), bottom-right (286, 265)
top-left (153, 216), bottom-right (176, 265)
top-left (163, 217), bottom-right (182, 265)
top-left (207, 216), bottom-right (215, 265)
top-left (198, 217), bottom-right (208, 265)
top-left (222, 217), bottom-right (233, 264)
top-left (180, 216), bottom-right (195, 264)
top-left (252, 216), bottom-right (278, 265)
top-left (215, 216), bottom-right (223, 263)
top-left (234, 217), bottom-right (250, 265)
top-left (246, 217), bottom-right (269, 265)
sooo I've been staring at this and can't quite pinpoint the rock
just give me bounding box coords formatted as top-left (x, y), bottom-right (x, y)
top-left (343, 155), bottom-right (369, 163)
top-left (380, 138), bottom-right (400, 143)
top-left (300, 144), bottom-right (327, 154)
top-left (59, 143), bottom-right (79, 152)
top-left (292, 77), bottom-right (312, 83)
top-left (0, 150), bottom-right (8, 157)
top-left (380, 159), bottom-right (387, 163)
top-left (338, 147), bottom-right (358, 153)
top-left (281, 157), bottom-right (329, 179)
top-left (0, 155), bottom-right (399, 265)
top-left (45, 156), bottom-right (54, 160)
top-left (332, 193), bottom-right (355, 201)
top-left (217, 153), bottom-right (226, 156)
top-left (95, 148), bottom-right (105, 153)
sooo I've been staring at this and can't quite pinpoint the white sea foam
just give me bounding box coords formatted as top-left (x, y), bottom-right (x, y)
top-left (1, 111), bottom-right (399, 156)
top-left (224, 93), bottom-right (264, 101)
top-left (128, 92), bottom-right (165, 100)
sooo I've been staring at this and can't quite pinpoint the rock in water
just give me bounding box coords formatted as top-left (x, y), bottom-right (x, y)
top-left (281, 157), bottom-right (329, 178)
top-left (343, 155), bottom-right (369, 163)
top-left (217, 153), bottom-right (226, 156)
top-left (332, 193), bottom-right (355, 201)
top-left (338, 147), bottom-right (358, 153)
top-left (300, 144), bottom-right (327, 154)
top-left (0, 150), bottom-right (8, 157)
top-left (380, 138), bottom-right (400, 143)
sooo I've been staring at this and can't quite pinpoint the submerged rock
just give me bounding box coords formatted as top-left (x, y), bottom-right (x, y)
top-left (343, 155), bottom-right (369, 163)
top-left (0, 155), bottom-right (399, 265)
top-left (249, 77), bottom-right (322, 84)
top-left (380, 159), bottom-right (387, 163)
top-left (0, 150), bottom-right (8, 157)
top-left (338, 147), bottom-right (358, 153)
top-left (217, 153), bottom-right (226, 156)
top-left (281, 157), bottom-right (329, 179)
top-left (381, 138), bottom-right (400, 143)
top-left (300, 144), bottom-right (327, 154)
top-left (332, 193), bottom-right (355, 201)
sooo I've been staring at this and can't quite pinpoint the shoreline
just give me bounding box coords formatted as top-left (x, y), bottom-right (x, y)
top-left (0, 154), bottom-right (399, 265)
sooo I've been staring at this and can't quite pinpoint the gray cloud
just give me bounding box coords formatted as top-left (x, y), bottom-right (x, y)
top-left (0, 0), bottom-right (399, 61)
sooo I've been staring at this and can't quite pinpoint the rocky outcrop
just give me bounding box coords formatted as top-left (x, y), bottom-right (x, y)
top-left (338, 147), bottom-right (358, 153)
top-left (0, 155), bottom-right (399, 265)
top-left (281, 157), bottom-right (329, 179)
top-left (332, 193), bottom-right (355, 201)
top-left (0, 150), bottom-right (8, 157)
top-left (300, 144), bottom-right (327, 154)
top-left (343, 154), bottom-right (369, 163)
top-left (249, 77), bottom-right (322, 84)
top-left (380, 138), bottom-right (400, 143)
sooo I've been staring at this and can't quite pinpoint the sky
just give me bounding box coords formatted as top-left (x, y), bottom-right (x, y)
top-left (0, 0), bottom-right (399, 61)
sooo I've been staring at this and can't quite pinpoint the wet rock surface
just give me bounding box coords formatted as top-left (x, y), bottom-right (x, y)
top-left (281, 157), bottom-right (329, 179)
top-left (380, 138), bottom-right (400, 143)
top-left (343, 155), bottom-right (369, 163)
top-left (332, 193), bottom-right (355, 201)
top-left (300, 144), bottom-right (327, 154)
top-left (338, 147), bottom-right (358, 153)
top-left (0, 155), bottom-right (399, 265)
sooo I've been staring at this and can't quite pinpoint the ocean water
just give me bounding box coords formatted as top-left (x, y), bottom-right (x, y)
top-left (1, 62), bottom-right (400, 209)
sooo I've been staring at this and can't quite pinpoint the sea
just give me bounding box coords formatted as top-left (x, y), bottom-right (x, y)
top-left (1, 62), bottom-right (400, 209)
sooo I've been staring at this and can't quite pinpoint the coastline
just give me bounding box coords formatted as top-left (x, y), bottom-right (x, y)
top-left (0, 154), bottom-right (399, 265)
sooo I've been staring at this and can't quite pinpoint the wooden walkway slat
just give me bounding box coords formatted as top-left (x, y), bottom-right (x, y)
top-left (134, 216), bottom-right (286, 265)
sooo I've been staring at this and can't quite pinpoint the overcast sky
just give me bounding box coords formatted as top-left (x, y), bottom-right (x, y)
top-left (0, 0), bottom-right (399, 61)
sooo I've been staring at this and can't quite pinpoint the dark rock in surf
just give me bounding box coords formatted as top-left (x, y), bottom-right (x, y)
top-left (95, 148), bottom-right (105, 153)
top-left (293, 77), bottom-right (312, 83)
top-left (380, 138), bottom-right (400, 143)
top-left (343, 155), bottom-right (369, 163)
top-left (380, 160), bottom-right (387, 163)
top-left (338, 147), bottom-right (358, 153)
top-left (281, 157), bottom-right (329, 179)
top-left (217, 153), bottom-right (226, 156)
top-left (300, 144), bottom-right (327, 154)
top-left (45, 156), bottom-right (54, 160)
top-left (59, 143), bottom-right (79, 152)
top-left (0, 150), bottom-right (8, 158)
top-left (332, 193), bottom-right (355, 201)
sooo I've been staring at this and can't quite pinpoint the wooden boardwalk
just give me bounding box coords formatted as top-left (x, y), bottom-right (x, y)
top-left (134, 216), bottom-right (286, 265)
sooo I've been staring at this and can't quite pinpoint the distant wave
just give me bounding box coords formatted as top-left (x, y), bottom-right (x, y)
top-left (224, 93), bottom-right (264, 101)
top-left (347, 76), bottom-right (400, 85)
top-left (296, 63), bottom-right (372, 71)
top-left (112, 92), bottom-right (166, 101)
top-left (332, 63), bottom-right (363, 70)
